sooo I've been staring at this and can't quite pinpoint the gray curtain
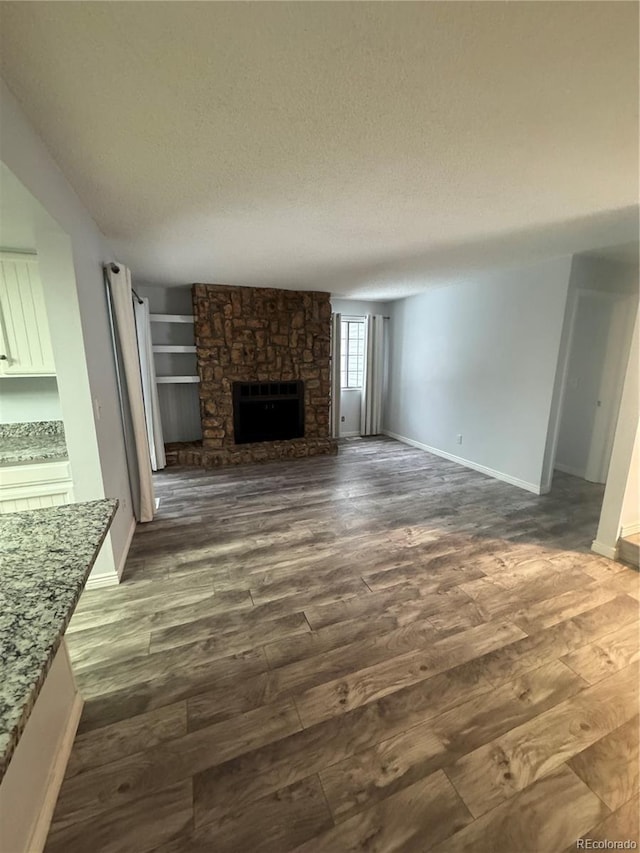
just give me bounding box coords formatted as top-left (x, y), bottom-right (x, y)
top-left (361, 314), bottom-right (386, 436)
top-left (134, 297), bottom-right (166, 472)
top-left (105, 264), bottom-right (155, 522)
top-left (330, 312), bottom-right (342, 439)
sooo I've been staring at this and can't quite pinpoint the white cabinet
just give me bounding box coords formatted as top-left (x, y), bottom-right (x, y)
top-left (0, 460), bottom-right (74, 514)
top-left (0, 253), bottom-right (56, 377)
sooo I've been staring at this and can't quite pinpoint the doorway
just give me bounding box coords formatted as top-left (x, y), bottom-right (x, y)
top-left (555, 288), bottom-right (635, 485)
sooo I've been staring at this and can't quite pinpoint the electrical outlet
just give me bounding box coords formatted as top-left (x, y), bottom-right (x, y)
top-left (456, 434), bottom-right (463, 445)
top-left (341, 415), bottom-right (346, 422)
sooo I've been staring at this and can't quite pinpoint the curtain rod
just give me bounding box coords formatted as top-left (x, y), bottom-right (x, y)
top-left (340, 313), bottom-right (390, 319)
top-left (107, 262), bottom-right (143, 305)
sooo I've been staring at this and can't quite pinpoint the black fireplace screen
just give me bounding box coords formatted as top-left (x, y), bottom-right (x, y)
top-left (232, 381), bottom-right (304, 444)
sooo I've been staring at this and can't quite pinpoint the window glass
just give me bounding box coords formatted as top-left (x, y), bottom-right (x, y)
top-left (340, 319), bottom-right (365, 389)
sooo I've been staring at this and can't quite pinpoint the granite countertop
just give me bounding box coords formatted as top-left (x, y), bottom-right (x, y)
top-left (0, 499), bottom-right (118, 781)
top-left (0, 421), bottom-right (68, 466)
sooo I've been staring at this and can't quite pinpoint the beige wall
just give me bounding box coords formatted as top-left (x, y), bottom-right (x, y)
top-left (0, 79), bottom-right (134, 579)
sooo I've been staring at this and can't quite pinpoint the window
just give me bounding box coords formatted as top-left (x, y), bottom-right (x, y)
top-left (341, 318), bottom-right (365, 389)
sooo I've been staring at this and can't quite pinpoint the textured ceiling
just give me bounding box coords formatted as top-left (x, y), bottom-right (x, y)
top-left (0, 2), bottom-right (638, 299)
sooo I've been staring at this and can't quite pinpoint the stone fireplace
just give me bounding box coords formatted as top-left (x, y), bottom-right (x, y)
top-left (165, 283), bottom-right (337, 467)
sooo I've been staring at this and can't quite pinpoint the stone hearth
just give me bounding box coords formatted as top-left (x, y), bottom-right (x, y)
top-left (166, 283), bottom-right (337, 467)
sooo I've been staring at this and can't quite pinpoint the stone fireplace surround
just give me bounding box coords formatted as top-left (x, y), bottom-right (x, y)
top-left (165, 283), bottom-right (337, 467)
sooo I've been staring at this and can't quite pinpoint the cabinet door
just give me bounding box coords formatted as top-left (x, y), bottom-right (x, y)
top-left (0, 255), bottom-right (56, 376)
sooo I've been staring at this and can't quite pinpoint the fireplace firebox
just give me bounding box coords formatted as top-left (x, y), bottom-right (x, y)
top-left (232, 381), bottom-right (304, 444)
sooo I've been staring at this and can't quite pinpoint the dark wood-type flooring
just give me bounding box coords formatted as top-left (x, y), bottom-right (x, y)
top-left (47, 438), bottom-right (640, 852)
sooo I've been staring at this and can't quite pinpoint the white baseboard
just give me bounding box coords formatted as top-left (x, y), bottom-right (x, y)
top-left (85, 572), bottom-right (120, 590)
top-left (621, 522), bottom-right (640, 537)
top-left (383, 430), bottom-right (541, 495)
top-left (340, 431), bottom-right (361, 438)
top-left (554, 462), bottom-right (586, 479)
top-left (591, 539), bottom-right (618, 560)
top-left (27, 692), bottom-right (83, 853)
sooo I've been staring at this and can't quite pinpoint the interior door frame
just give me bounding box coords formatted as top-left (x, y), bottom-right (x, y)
top-left (584, 291), bottom-right (636, 482)
top-left (550, 287), bottom-right (635, 486)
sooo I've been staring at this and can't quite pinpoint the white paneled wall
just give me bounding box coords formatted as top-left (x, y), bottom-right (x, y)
top-left (157, 382), bottom-right (202, 443)
top-left (0, 460), bottom-right (75, 514)
top-left (0, 488), bottom-right (73, 514)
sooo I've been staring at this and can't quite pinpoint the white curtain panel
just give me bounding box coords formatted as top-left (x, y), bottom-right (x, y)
top-left (106, 264), bottom-right (155, 522)
top-left (330, 312), bottom-right (342, 439)
top-left (361, 314), bottom-right (386, 436)
top-left (134, 297), bottom-right (166, 472)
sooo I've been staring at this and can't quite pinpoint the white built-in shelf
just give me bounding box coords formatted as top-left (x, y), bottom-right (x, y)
top-left (156, 375), bottom-right (200, 384)
top-left (150, 313), bottom-right (194, 324)
top-left (151, 315), bottom-right (198, 387)
top-left (152, 345), bottom-right (197, 354)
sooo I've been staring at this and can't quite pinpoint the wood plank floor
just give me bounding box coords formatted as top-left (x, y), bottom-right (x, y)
top-left (47, 438), bottom-right (640, 852)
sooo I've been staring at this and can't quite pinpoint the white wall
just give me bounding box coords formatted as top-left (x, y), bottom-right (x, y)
top-left (331, 298), bottom-right (390, 317)
top-left (0, 378), bottom-right (62, 424)
top-left (0, 80), bottom-right (133, 580)
top-left (385, 257), bottom-right (573, 492)
top-left (135, 282), bottom-right (192, 314)
top-left (620, 426), bottom-right (639, 534)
